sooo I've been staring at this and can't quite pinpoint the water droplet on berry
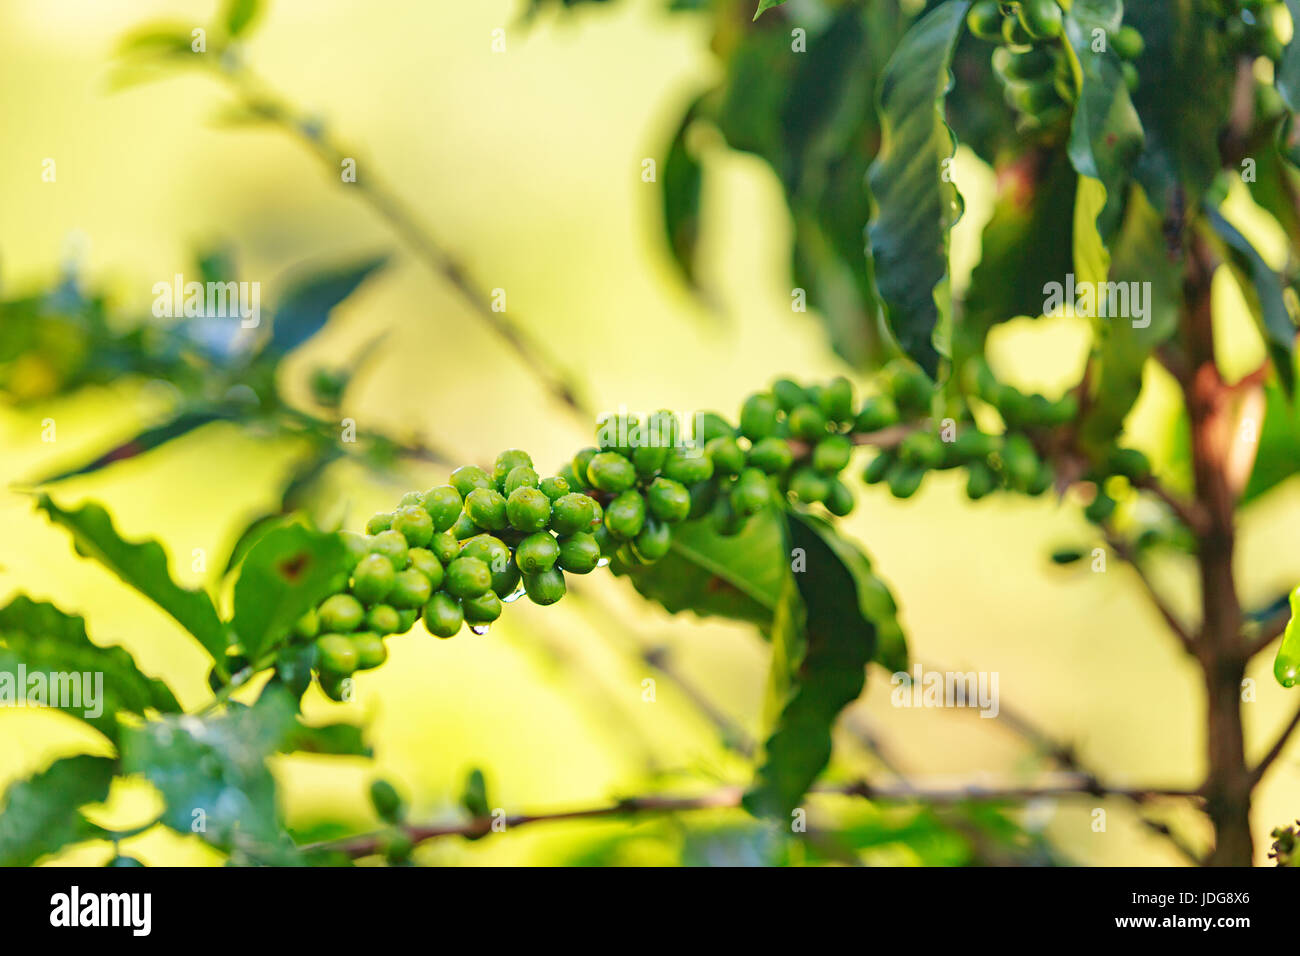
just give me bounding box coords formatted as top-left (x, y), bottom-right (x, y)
top-left (596, 557), bottom-right (611, 568)
top-left (469, 624), bottom-right (490, 637)
top-left (502, 583), bottom-right (528, 604)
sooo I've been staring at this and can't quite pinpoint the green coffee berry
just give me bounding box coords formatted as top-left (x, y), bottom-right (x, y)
top-left (571, 447), bottom-right (598, 486)
top-left (587, 451), bottom-right (637, 492)
top-left (465, 487), bottom-right (508, 531)
top-left (407, 548), bottom-right (445, 590)
top-left (1001, 434), bottom-right (1041, 488)
top-left (632, 443), bottom-right (670, 477)
top-left (353, 632), bottom-right (388, 670)
top-left (966, 461), bottom-right (998, 500)
top-left (687, 479), bottom-right (718, 519)
top-left (366, 604), bottom-right (402, 635)
top-left (889, 365), bottom-right (933, 414)
top-left (731, 469), bottom-right (771, 516)
top-left (825, 479), bottom-right (854, 516)
top-left (340, 531), bottom-right (370, 570)
top-left (452, 513), bottom-right (481, 540)
top-left (1113, 24), bottom-right (1144, 60)
top-left (790, 467), bottom-right (831, 504)
top-left (450, 465), bottom-right (494, 498)
top-left (366, 512), bottom-right (394, 535)
top-left (493, 449), bottom-right (533, 488)
top-left (693, 412), bottom-right (735, 445)
top-left (709, 495), bottom-right (746, 537)
top-left (900, 431), bottom-right (945, 469)
top-left (819, 376), bottom-right (854, 422)
top-left (422, 591), bottom-right (464, 638)
top-left (605, 489), bottom-right (647, 539)
top-left (862, 452), bottom-right (893, 485)
top-left (370, 529), bottom-right (411, 570)
top-left (318, 670), bottom-right (352, 702)
top-left (430, 531), bottom-right (460, 565)
top-left (370, 780), bottom-right (405, 824)
top-left (352, 552), bottom-right (396, 604)
top-left (646, 477), bottom-right (691, 523)
top-left (391, 505), bottom-right (434, 548)
top-left (317, 634), bottom-right (359, 675)
top-left (886, 463), bottom-right (925, 499)
top-left (463, 590), bottom-right (503, 624)
top-left (747, 436), bottom-right (794, 475)
top-left (632, 519), bottom-right (672, 562)
top-left (319, 593), bottom-right (365, 633)
top-left (952, 429), bottom-right (1000, 460)
top-left (967, 0), bottom-right (1003, 40)
top-left (1018, 0), bottom-right (1062, 39)
top-left (1084, 489), bottom-right (1116, 524)
top-left (421, 485), bottom-right (463, 532)
top-left (739, 393), bottom-right (779, 441)
top-left (813, 435), bottom-right (853, 474)
top-left (293, 607), bottom-right (320, 641)
top-left (549, 493), bottom-right (596, 536)
top-left (557, 532), bottom-right (601, 573)
top-left (524, 567), bottom-right (566, 606)
top-left (854, 395), bottom-right (898, 433)
top-left (771, 378), bottom-right (809, 412)
top-left (592, 523), bottom-right (619, 558)
top-left (516, 532), bottom-right (560, 574)
top-left (504, 465), bottom-right (540, 495)
top-left (997, 45), bottom-right (1054, 81)
top-left (706, 436), bottom-right (745, 476)
top-left (661, 448), bottom-right (714, 485)
top-left (539, 476), bottom-right (569, 501)
top-left (389, 568), bottom-right (433, 609)
top-left (446, 556), bottom-right (492, 598)
top-left (787, 403), bottom-right (827, 440)
top-left (507, 486), bottom-right (552, 533)
top-left (1002, 12), bottom-right (1034, 45)
top-left (1107, 447), bottom-right (1150, 480)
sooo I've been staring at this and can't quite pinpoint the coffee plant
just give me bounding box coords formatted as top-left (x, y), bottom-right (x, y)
top-left (5, 0), bottom-right (1300, 868)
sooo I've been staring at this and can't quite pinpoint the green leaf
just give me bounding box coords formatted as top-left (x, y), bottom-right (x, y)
top-left (867, 0), bottom-right (970, 377)
top-left (662, 99), bottom-right (705, 287)
top-left (753, 0), bottom-right (788, 20)
top-left (1242, 379), bottom-right (1300, 505)
top-left (1206, 206), bottom-right (1296, 395)
top-left (229, 525), bottom-right (347, 664)
top-left (120, 684), bottom-right (300, 861)
top-left (958, 146), bottom-right (1077, 361)
top-left (1077, 186), bottom-right (1181, 453)
top-left (745, 512), bottom-right (877, 818)
top-left (1061, 0), bottom-right (1143, 242)
top-left (223, 0), bottom-right (262, 37)
top-left (0, 755), bottom-right (115, 866)
top-left (268, 255), bottom-right (388, 355)
top-left (1123, 2), bottom-right (1232, 213)
top-left (0, 596), bottom-right (180, 739)
top-left (613, 510), bottom-right (785, 628)
top-left (31, 408), bottom-right (233, 485)
top-left (36, 495), bottom-right (230, 676)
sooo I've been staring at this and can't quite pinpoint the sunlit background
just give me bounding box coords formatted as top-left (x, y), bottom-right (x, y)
top-left (3, 0), bottom-right (1300, 865)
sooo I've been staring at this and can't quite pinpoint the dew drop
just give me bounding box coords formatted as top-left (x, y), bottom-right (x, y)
top-left (596, 557), bottom-right (611, 568)
top-left (469, 624), bottom-right (490, 637)
top-left (502, 582), bottom-right (528, 604)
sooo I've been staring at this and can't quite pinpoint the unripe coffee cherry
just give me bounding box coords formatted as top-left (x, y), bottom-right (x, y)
top-left (818, 376), bottom-right (854, 422)
top-left (422, 591), bottom-right (464, 638)
top-left (366, 513), bottom-right (393, 535)
top-left (813, 435), bottom-right (853, 473)
top-left (430, 531), bottom-right (460, 565)
top-left (731, 469), bottom-right (772, 516)
top-left (965, 461), bottom-right (997, 499)
top-left (293, 608), bottom-right (320, 641)
top-left (319, 594), bottom-right (365, 633)
top-left (389, 569), bottom-right (433, 609)
top-left (316, 633), bottom-right (359, 675)
top-left (446, 556), bottom-right (492, 598)
top-left (854, 395), bottom-right (898, 433)
top-left (523, 567), bottom-right (567, 606)
top-left (788, 404), bottom-right (827, 440)
top-left (790, 466), bottom-right (831, 503)
top-left (661, 448), bottom-right (714, 484)
top-left (557, 532), bottom-right (601, 573)
top-left (452, 513), bottom-right (481, 540)
top-left (370, 529), bottom-right (410, 570)
top-left (887, 463), bottom-right (925, 499)
top-left (862, 452), bottom-right (893, 484)
top-left (366, 604), bottom-right (402, 635)
top-left (605, 489), bottom-right (647, 539)
top-left (549, 493), bottom-right (596, 535)
top-left (632, 443), bottom-right (670, 477)
top-left (391, 505), bottom-right (434, 547)
top-left (646, 477), bottom-right (691, 523)
top-left (539, 476), bottom-right (569, 501)
top-left (747, 436), bottom-right (794, 474)
top-left (463, 590), bottom-right (503, 624)
top-left (825, 479), bottom-right (854, 516)
top-left (633, 519), bottom-right (672, 562)
top-left (504, 465), bottom-right (540, 495)
top-left (465, 488), bottom-right (508, 531)
top-left (587, 451), bottom-right (637, 492)
top-left (421, 485), bottom-right (463, 532)
top-left (407, 548), bottom-right (445, 590)
top-left (739, 393), bottom-right (779, 441)
top-left (370, 779), bottom-right (405, 824)
top-left (340, 531), bottom-right (370, 570)
top-left (493, 449), bottom-right (533, 488)
top-left (706, 436), bottom-right (746, 476)
top-left (516, 532), bottom-right (560, 574)
top-left (353, 632), bottom-right (388, 670)
top-left (352, 553), bottom-right (396, 604)
top-left (318, 671), bottom-right (352, 702)
top-left (693, 412), bottom-right (735, 445)
top-left (450, 465), bottom-right (494, 498)
top-left (507, 487), bottom-right (552, 533)
top-left (771, 378), bottom-right (809, 412)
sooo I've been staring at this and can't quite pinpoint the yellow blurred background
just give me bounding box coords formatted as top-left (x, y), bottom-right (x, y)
top-left (3, 0), bottom-right (1300, 865)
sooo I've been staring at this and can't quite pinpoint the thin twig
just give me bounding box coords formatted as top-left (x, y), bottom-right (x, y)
top-left (1251, 703), bottom-right (1300, 785)
top-left (1244, 606), bottom-right (1290, 660)
top-left (1103, 530), bottom-right (1198, 655)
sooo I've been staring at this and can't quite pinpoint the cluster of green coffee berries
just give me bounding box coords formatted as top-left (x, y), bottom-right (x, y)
top-left (1270, 822), bottom-right (1300, 865)
top-left (966, 0), bottom-right (1144, 128)
top-left (1210, 0), bottom-right (1288, 60)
